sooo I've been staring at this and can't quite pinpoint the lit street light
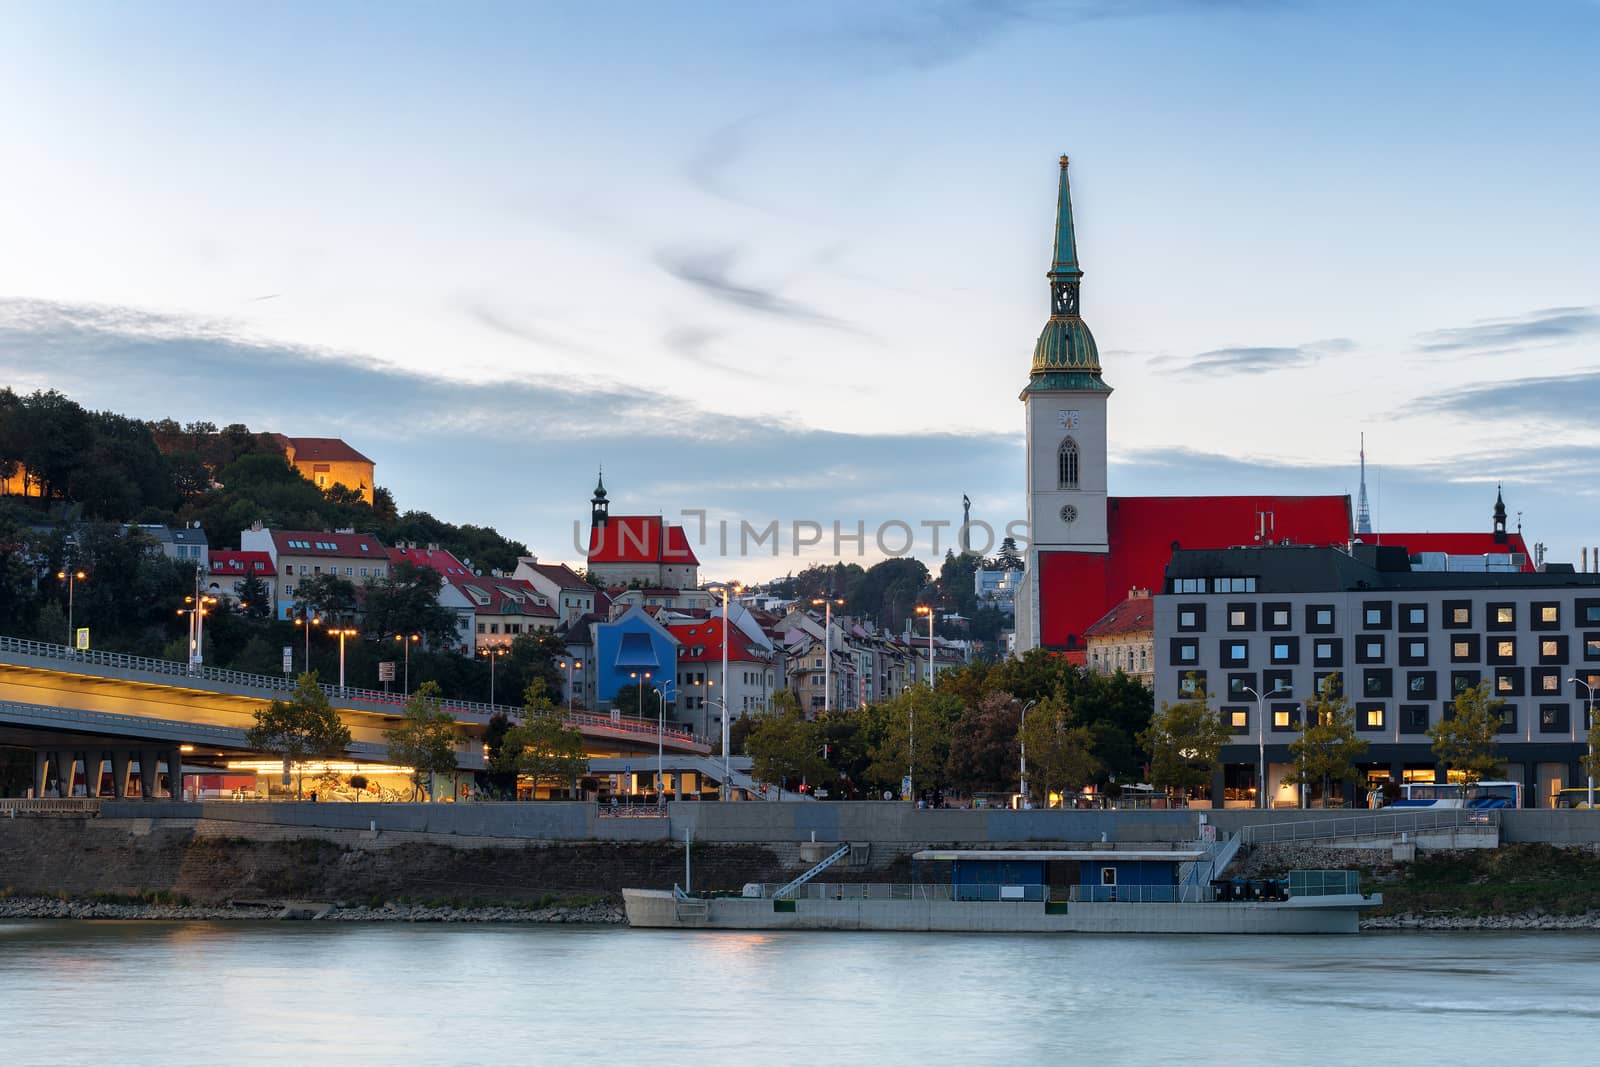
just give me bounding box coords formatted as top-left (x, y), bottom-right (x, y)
top-left (557, 657), bottom-right (584, 713)
top-left (176, 592), bottom-right (218, 670)
top-left (327, 626), bottom-right (358, 690)
top-left (56, 568), bottom-right (86, 650)
top-left (628, 669), bottom-right (656, 800)
top-left (1243, 684), bottom-right (1290, 810)
top-left (480, 645), bottom-right (509, 706)
top-left (1019, 698), bottom-right (1038, 807)
top-left (293, 609), bottom-right (322, 674)
top-left (714, 581), bottom-right (745, 799)
top-left (393, 632), bottom-right (421, 694)
top-left (914, 604), bottom-right (935, 687)
top-left (811, 595), bottom-right (844, 716)
top-left (1569, 676), bottom-right (1596, 809)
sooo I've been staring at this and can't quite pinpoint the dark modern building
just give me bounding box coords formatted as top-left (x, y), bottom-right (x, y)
top-left (1154, 539), bottom-right (1600, 809)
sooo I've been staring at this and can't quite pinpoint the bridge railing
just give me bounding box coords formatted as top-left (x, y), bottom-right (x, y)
top-left (1239, 807), bottom-right (1498, 845)
top-left (0, 634), bottom-right (709, 746)
top-left (0, 798), bottom-right (101, 816)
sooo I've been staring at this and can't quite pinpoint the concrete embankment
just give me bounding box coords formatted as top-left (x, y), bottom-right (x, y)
top-left (0, 895), bottom-right (625, 923)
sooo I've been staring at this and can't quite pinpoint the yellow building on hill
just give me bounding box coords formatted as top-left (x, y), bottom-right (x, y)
top-left (270, 435), bottom-right (376, 504)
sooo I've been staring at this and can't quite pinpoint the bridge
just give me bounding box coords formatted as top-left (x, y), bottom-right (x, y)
top-left (0, 635), bottom-right (710, 799)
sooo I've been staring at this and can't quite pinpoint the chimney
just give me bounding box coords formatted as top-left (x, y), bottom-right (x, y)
top-left (1585, 548), bottom-right (1589, 573)
top-left (427, 543), bottom-right (439, 552)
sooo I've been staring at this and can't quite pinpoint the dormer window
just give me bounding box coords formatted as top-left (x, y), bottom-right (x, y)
top-left (1058, 437), bottom-right (1080, 490)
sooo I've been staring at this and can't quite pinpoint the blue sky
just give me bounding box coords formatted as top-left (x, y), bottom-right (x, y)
top-left (2, 1), bottom-right (1598, 579)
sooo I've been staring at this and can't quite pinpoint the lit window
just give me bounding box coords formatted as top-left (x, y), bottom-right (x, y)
top-left (1542, 639), bottom-right (1559, 658)
top-left (1497, 675), bottom-right (1514, 693)
top-left (1542, 606), bottom-right (1559, 624)
top-left (1230, 709), bottom-right (1248, 728)
top-left (1541, 674), bottom-right (1560, 692)
top-left (1454, 641), bottom-right (1471, 658)
top-left (1365, 708), bottom-right (1384, 728)
top-left (1452, 607), bottom-right (1470, 624)
top-left (1497, 640), bottom-right (1515, 658)
top-left (1497, 606), bottom-right (1515, 625)
top-left (1273, 709), bottom-right (1292, 728)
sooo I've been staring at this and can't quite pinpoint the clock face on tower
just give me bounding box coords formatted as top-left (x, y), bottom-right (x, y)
top-left (1059, 504), bottom-right (1078, 524)
top-left (1058, 409), bottom-right (1081, 430)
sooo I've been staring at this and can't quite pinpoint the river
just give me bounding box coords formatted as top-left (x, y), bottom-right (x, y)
top-left (2, 922), bottom-right (1594, 1062)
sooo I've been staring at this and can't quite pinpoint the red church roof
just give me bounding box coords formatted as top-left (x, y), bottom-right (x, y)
top-left (1372, 532), bottom-right (1534, 570)
top-left (1039, 494), bottom-right (1351, 650)
top-left (208, 550), bottom-right (275, 577)
top-left (587, 517), bottom-right (700, 566)
top-left (1084, 592), bottom-right (1154, 639)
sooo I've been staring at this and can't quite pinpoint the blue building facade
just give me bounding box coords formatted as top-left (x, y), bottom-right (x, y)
top-left (593, 606), bottom-right (679, 708)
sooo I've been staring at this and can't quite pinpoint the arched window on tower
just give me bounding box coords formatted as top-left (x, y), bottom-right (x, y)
top-left (1058, 438), bottom-right (1080, 490)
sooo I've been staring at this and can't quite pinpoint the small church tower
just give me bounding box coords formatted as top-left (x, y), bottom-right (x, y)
top-left (1493, 484), bottom-right (1508, 545)
top-left (591, 469), bottom-right (610, 529)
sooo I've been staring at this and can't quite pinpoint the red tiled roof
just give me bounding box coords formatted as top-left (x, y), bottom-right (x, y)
top-left (1084, 594), bottom-right (1154, 639)
top-left (451, 576), bottom-right (557, 617)
top-left (271, 434), bottom-right (374, 466)
top-left (528, 562), bottom-right (594, 591)
top-left (270, 530), bottom-right (388, 558)
top-left (1375, 532), bottom-right (1534, 570)
top-left (667, 618), bottom-right (765, 663)
top-left (587, 517), bottom-right (701, 566)
top-left (388, 546), bottom-right (473, 579)
top-left (208, 550), bottom-right (275, 577)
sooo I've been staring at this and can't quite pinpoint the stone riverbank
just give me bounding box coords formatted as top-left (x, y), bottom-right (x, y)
top-left (0, 895), bottom-right (626, 923)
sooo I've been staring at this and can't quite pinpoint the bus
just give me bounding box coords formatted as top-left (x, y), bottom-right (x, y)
top-left (1389, 780), bottom-right (1522, 809)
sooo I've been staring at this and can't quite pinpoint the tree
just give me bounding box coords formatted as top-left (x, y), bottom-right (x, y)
top-left (989, 536), bottom-right (1023, 571)
top-left (864, 685), bottom-right (959, 796)
top-left (1138, 691), bottom-right (1230, 802)
top-left (361, 561), bottom-right (461, 648)
top-left (292, 572), bottom-right (358, 622)
top-left (945, 690), bottom-right (1022, 794)
top-left (383, 680), bottom-right (461, 801)
top-left (1017, 693), bottom-right (1100, 807)
top-left (745, 700), bottom-right (829, 792)
top-left (494, 680), bottom-right (588, 798)
top-left (479, 711), bottom-right (519, 798)
top-left (243, 672), bottom-right (353, 799)
top-left (1284, 673), bottom-right (1368, 808)
top-left (1429, 681), bottom-right (1506, 790)
top-left (236, 572), bottom-right (272, 619)
top-left (612, 681), bottom-right (665, 722)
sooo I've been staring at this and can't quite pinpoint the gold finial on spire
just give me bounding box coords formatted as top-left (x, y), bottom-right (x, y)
top-left (1059, 154), bottom-right (1069, 168)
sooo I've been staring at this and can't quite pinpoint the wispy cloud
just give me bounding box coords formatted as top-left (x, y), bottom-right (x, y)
top-left (1152, 337), bottom-right (1354, 375)
top-left (655, 245), bottom-right (863, 334)
top-left (1406, 367), bottom-right (1600, 427)
top-left (1413, 306), bottom-right (1600, 355)
top-left (462, 301), bottom-right (601, 358)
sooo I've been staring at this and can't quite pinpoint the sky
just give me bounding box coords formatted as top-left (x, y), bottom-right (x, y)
top-left (2, 0), bottom-right (1598, 581)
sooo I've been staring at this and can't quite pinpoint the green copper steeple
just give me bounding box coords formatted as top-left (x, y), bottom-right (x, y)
top-left (1024, 154), bottom-right (1109, 395)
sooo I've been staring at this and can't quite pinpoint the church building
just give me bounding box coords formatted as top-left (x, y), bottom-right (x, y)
top-left (1015, 157), bottom-right (1531, 657)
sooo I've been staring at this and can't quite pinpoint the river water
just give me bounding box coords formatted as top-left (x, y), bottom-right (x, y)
top-left (2, 922), bottom-right (1594, 1062)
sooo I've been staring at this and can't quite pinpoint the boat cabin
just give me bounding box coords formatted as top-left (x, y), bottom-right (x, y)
top-left (914, 849), bottom-right (1208, 904)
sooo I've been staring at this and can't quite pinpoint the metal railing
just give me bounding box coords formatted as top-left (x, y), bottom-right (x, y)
top-left (1068, 884), bottom-right (1216, 903)
top-left (1240, 807), bottom-right (1498, 845)
top-left (0, 798), bottom-right (101, 816)
top-left (751, 882), bottom-right (956, 902)
top-left (0, 634), bottom-right (709, 745)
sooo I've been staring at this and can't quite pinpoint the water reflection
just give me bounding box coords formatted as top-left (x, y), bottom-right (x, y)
top-left (0, 923), bottom-right (1596, 1062)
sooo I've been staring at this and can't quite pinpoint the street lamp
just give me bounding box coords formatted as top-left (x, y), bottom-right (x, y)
top-left (811, 596), bottom-right (845, 716)
top-left (327, 626), bottom-right (358, 690)
top-left (480, 645), bottom-right (509, 706)
top-left (557, 657), bottom-right (584, 713)
top-left (1569, 676), bottom-right (1596, 809)
top-left (393, 632), bottom-right (420, 693)
top-left (714, 582), bottom-right (745, 799)
top-left (176, 593), bottom-right (218, 670)
top-left (914, 604), bottom-right (935, 687)
top-left (629, 669), bottom-right (657, 799)
top-left (1243, 685), bottom-right (1290, 810)
top-left (1019, 698), bottom-right (1038, 807)
top-left (56, 568), bottom-right (86, 649)
top-left (292, 609), bottom-right (321, 674)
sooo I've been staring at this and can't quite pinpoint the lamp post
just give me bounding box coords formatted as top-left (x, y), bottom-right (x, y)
top-left (557, 657), bottom-right (583, 713)
top-left (1019, 698), bottom-right (1037, 807)
top-left (326, 626), bottom-right (357, 690)
top-left (56, 568), bottom-right (86, 649)
top-left (1569, 677), bottom-right (1596, 809)
top-left (811, 596), bottom-right (844, 715)
top-left (629, 669), bottom-right (653, 798)
top-left (393, 632), bottom-right (420, 694)
top-left (1243, 685), bottom-right (1290, 810)
top-left (908, 684), bottom-right (916, 803)
top-left (177, 593), bottom-right (218, 670)
top-left (718, 582), bottom-right (744, 798)
top-left (293, 609), bottom-right (321, 674)
top-left (480, 645), bottom-right (509, 706)
top-left (914, 604), bottom-right (935, 687)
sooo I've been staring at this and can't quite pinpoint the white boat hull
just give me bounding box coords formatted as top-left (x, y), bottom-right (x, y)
top-left (622, 888), bottom-right (1380, 934)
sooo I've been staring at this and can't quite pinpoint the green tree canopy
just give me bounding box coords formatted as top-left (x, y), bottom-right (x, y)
top-left (1138, 686), bottom-right (1230, 802)
top-left (945, 690), bottom-right (1023, 794)
top-left (1017, 693), bottom-right (1100, 806)
top-left (493, 680), bottom-right (588, 797)
top-left (361, 560), bottom-right (461, 648)
top-left (383, 680), bottom-right (462, 800)
top-left (745, 698), bottom-right (829, 791)
top-left (243, 672), bottom-right (353, 799)
top-left (864, 685), bottom-right (960, 795)
top-left (1430, 681), bottom-right (1506, 790)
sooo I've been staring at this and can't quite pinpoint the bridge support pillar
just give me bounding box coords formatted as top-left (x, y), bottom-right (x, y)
top-left (138, 748), bottom-right (159, 800)
top-left (166, 747), bottom-right (184, 799)
top-left (84, 751), bottom-right (103, 797)
top-left (110, 750), bottom-right (131, 799)
top-left (53, 749), bottom-right (76, 798)
top-left (32, 751), bottom-right (48, 799)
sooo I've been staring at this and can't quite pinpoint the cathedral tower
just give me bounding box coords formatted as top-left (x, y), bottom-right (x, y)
top-left (1016, 156), bottom-right (1112, 652)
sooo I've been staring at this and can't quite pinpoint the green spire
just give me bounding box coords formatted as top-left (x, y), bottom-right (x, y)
top-left (1024, 153), bottom-right (1108, 395)
top-left (1049, 154), bottom-right (1082, 284)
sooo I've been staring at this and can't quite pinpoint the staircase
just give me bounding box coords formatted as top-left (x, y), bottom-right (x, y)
top-left (672, 885), bottom-right (710, 923)
top-left (772, 843), bottom-right (852, 899)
